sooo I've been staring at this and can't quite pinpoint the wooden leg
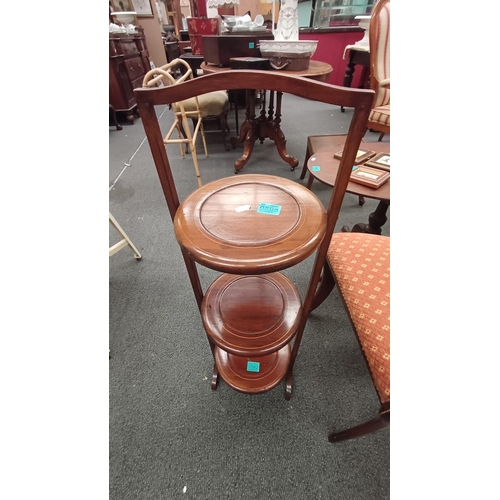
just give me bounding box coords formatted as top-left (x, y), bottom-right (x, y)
top-left (340, 57), bottom-right (356, 112)
top-left (109, 105), bottom-right (122, 130)
top-left (343, 200), bottom-right (390, 235)
top-left (328, 411), bottom-right (390, 443)
top-left (220, 112), bottom-right (230, 151)
top-left (358, 196), bottom-right (365, 206)
top-left (268, 92), bottom-right (299, 170)
top-left (378, 132), bottom-right (385, 142)
top-left (300, 146), bottom-right (311, 180)
top-left (310, 261), bottom-right (335, 312)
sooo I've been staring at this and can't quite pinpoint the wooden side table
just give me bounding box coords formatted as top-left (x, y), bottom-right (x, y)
top-left (306, 145), bottom-right (390, 235)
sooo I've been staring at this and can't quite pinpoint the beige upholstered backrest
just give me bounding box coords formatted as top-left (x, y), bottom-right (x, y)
top-left (370, 0), bottom-right (390, 108)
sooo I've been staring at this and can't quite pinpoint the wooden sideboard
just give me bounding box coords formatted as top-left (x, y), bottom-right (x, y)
top-left (109, 30), bottom-right (150, 124)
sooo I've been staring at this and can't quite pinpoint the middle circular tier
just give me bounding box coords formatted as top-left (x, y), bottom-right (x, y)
top-left (202, 272), bottom-right (302, 356)
top-left (174, 174), bottom-right (327, 274)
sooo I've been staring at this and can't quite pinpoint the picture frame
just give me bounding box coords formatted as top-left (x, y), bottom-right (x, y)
top-left (131, 0), bottom-right (154, 17)
top-left (365, 152), bottom-right (390, 171)
top-left (334, 148), bottom-right (376, 165)
top-left (350, 165), bottom-right (390, 189)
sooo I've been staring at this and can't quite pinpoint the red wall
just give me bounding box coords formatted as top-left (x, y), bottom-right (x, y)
top-left (299, 31), bottom-right (365, 87)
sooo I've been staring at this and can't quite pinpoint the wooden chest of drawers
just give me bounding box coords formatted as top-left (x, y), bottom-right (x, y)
top-left (109, 31), bottom-right (150, 123)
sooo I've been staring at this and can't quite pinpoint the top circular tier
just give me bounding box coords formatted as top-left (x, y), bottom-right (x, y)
top-left (174, 174), bottom-right (327, 274)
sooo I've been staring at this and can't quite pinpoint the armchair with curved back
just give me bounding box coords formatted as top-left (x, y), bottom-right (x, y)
top-left (366, 0), bottom-right (390, 141)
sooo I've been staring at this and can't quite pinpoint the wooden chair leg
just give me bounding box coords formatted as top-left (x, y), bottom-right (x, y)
top-left (328, 411), bottom-right (390, 443)
top-left (378, 132), bottom-right (385, 142)
top-left (358, 195), bottom-right (365, 206)
top-left (220, 112), bottom-right (230, 151)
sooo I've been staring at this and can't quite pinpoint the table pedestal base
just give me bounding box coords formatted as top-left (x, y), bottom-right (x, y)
top-left (342, 200), bottom-right (390, 235)
top-left (230, 90), bottom-right (299, 172)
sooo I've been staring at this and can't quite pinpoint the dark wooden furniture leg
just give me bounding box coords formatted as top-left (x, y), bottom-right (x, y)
top-left (267, 92), bottom-right (299, 170)
top-left (231, 90), bottom-right (298, 172)
top-left (342, 200), bottom-right (390, 235)
top-left (109, 105), bottom-right (123, 130)
top-left (328, 408), bottom-right (390, 442)
top-left (340, 54), bottom-right (356, 113)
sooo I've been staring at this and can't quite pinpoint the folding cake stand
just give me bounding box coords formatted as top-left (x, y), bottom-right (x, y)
top-left (174, 174), bottom-right (326, 396)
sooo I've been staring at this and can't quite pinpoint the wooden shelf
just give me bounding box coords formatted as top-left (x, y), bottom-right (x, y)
top-left (202, 272), bottom-right (302, 356)
top-left (174, 174), bottom-right (327, 275)
top-left (214, 345), bottom-right (291, 394)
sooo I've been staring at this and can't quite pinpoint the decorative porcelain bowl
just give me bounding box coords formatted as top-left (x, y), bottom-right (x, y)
top-left (258, 40), bottom-right (319, 57)
top-left (111, 11), bottom-right (137, 25)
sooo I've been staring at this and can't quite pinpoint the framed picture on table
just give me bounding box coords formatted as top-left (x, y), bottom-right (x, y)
top-left (131, 0), bottom-right (154, 17)
top-left (365, 152), bottom-right (390, 171)
top-left (334, 148), bottom-right (376, 165)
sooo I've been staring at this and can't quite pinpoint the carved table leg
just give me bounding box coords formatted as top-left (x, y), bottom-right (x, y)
top-left (268, 92), bottom-right (299, 170)
top-left (341, 57), bottom-right (356, 112)
top-left (342, 200), bottom-right (390, 235)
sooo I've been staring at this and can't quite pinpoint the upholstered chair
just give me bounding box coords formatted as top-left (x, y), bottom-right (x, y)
top-left (367, 0), bottom-right (390, 141)
top-left (310, 232), bottom-right (390, 442)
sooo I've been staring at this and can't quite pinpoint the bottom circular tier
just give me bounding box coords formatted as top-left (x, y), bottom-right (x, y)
top-left (214, 344), bottom-right (291, 394)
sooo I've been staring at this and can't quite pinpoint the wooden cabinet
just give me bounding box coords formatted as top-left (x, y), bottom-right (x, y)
top-left (109, 30), bottom-right (151, 123)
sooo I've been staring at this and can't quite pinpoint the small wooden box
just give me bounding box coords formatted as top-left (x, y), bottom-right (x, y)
top-left (202, 34), bottom-right (275, 66)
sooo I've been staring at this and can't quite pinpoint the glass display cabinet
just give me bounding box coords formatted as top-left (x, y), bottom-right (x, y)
top-left (312, 0), bottom-right (375, 28)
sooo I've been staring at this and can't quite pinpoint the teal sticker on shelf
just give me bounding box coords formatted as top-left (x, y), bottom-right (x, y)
top-left (312, 165), bottom-right (321, 171)
top-left (247, 361), bottom-right (260, 372)
top-left (257, 202), bottom-right (282, 216)
top-left (352, 165), bottom-right (358, 170)
top-left (249, 42), bottom-right (255, 49)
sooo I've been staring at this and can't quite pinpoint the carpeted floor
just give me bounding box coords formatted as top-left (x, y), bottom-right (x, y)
top-left (109, 92), bottom-right (390, 499)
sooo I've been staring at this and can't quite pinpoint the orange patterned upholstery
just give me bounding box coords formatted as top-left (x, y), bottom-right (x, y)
top-left (327, 232), bottom-right (390, 404)
top-left (367, 0), bottom-right (390, 138)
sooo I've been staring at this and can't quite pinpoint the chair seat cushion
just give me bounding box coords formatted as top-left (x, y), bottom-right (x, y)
top-left (181, 91), bottom-right (229, 118)
top-left (369, 104), bottom-right (390, 128)
top-left (327, 232), bottom-right (390, 404)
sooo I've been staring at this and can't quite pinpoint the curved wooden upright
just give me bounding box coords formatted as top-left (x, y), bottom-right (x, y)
top-left (134, 70), bottom-right (374, 398)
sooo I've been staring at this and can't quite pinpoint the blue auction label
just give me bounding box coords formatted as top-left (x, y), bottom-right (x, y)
top-left (247, 361), bottom-right (260, 372)
top-left (312, 165), bottom-right (321, 171)
top-left (249, 42), bottom-right (255, 49)
top-left (257, 202), bottom-right (282, 216)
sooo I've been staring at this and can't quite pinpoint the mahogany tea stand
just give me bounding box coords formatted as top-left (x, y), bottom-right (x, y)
top-left (134, 70), bottom-right (373, 398)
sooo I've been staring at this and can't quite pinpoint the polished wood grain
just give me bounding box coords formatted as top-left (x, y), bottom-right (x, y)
top-left (214, 345), bottom-right (291, 394)
top-left (202, 273), bottom-right (302, 357)
top-left (174, 174), bottom-right (327, 274)
top-left (200, 60), bottom-right (333, 82)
